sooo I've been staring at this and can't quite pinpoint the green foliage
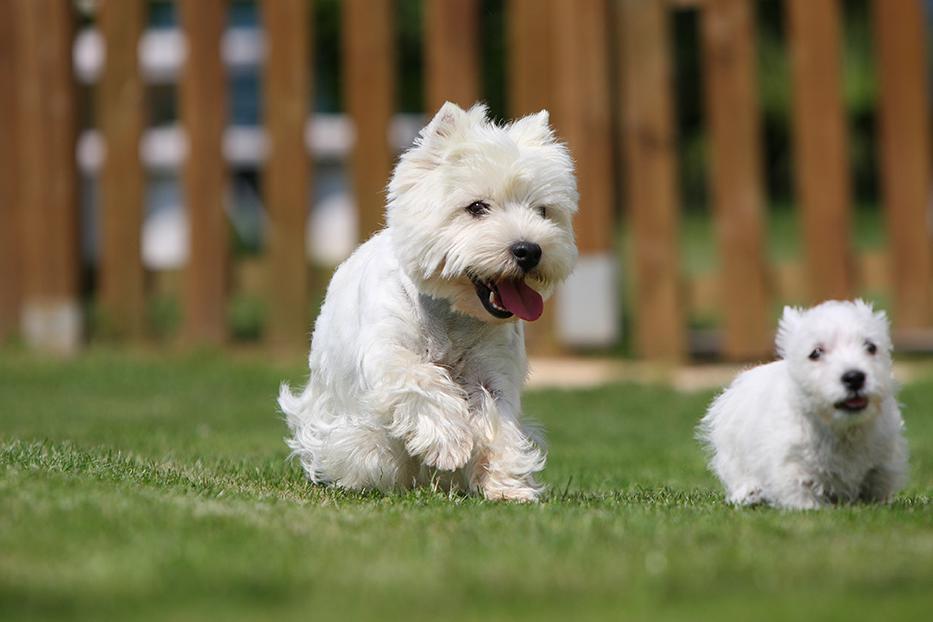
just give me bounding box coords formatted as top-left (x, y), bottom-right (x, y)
top-left (1, 352), bottom-right (930, 621)
top-left (228, 294), bottom-right (265, 342)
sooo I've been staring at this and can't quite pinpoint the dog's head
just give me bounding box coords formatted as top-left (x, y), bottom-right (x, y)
top-left (386, 102), bottom-right (578, 323)
top-left (777, 300), bottom-right (894, 425)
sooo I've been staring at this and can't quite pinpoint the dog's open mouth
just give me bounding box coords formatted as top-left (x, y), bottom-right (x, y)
top-left (834, 394), bottom-right (869, 412)
top-left (471, 277), bottom-right (543, 321)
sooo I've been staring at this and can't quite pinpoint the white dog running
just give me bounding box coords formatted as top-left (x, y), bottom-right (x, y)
top-left (699, 300), bottom-right (908, 509)
top-left (279, 102), bottom-right (579, 501)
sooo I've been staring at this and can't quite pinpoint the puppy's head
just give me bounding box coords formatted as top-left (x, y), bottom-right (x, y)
top-left (777, 300), bottom-right (894, 425)
top-left (387, 102), bottom-right (578, 323)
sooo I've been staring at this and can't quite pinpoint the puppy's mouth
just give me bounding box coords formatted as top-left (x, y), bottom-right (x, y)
top-left (470, 277), bottom-right (543, 321)
top-left (834, 394), bottom-right (869, 413)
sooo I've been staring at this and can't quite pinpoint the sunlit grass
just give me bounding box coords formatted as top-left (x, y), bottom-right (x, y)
top-left (1, 351), bottom-right (930, 621)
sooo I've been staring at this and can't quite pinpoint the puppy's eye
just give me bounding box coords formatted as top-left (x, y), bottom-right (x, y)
top-left (537, 206), bottom-right (547, 218)
top-left (466, 201), bottom-right (490, 217)
top-left (808, 347), bottom-right (823, 361)
top-left (865, 341), bottom-right (878, 355)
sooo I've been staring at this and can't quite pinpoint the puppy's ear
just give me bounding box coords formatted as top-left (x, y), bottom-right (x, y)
top-left (419, 101), bottom-right (471, 151)
top-left (508, 110), bottom-right (554, 146)
top-left (776, 306), bottom-right (803, 358)
top-left (854, 298), bottom-right (893, 352)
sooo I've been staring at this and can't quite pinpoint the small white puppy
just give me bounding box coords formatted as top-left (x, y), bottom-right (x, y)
top-left (279, 102), bottom-right (578, 501)
top-left (699, 300), bottom-right (908, 509)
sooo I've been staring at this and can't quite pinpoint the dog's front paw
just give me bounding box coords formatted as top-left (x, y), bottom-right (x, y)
top-left (483, 485), bottom-right (540, 503)
top-left (406, 418), bottom-right (474, 471)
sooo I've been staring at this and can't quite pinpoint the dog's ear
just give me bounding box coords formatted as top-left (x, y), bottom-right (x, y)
top-left (776, 306), bottom-right (803, 358)
top-left (854, 298), bottom-right (893, 352)
top-left (508, 110), bottom-right (554, 146)
top-left (853, 298), bottom-right (888, 326)
top-left (419, 101), bottom-right (472, 151)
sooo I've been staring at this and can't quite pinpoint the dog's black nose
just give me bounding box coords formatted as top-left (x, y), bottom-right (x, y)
top-left (841, 370), bottom-right (866, 391)
top-left (510, 241), bottom-right (542, 271)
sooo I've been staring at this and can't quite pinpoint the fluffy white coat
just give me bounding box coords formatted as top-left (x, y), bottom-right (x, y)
top-left (699, 300), bottom-right (908, 509)
top-left (279, 102), bottom-right (579, 501)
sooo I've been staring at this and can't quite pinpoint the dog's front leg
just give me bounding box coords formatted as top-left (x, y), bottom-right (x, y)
top-left (859, 462), bottom-right (905, 503)
top-left (377, 353), bottom-right (475, 472)
top-left (467, 389), bottom-right (545, 502)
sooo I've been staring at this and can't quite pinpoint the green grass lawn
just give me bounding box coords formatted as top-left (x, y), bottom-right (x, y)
top-left (1, 351), bottom-right (931, 621)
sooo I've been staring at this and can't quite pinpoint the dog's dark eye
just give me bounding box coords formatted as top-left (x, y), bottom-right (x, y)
top-left (466, 201), bottom-right (490, 217)
top-left (808, 347), bottom-right (823, 361)
top-left (865, 341), bottom-right (878, 355)
top-left (537, 206), bottom-right (546, 218)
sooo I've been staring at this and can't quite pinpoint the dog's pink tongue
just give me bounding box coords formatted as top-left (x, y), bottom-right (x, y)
top-left (497, 279), bottom-right (544, 321)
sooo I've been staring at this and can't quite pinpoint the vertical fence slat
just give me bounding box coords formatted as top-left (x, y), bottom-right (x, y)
top-left (508, 0), bottom-right (553, 115)
top-left (786, 0), bottom-right (854, 302)
top-left (15, 0), bottom-right (81, 353)
top-left (618, 0), bottom-right (685, 362)
top-left (98, 0), bottom-right (146, 339)
top-left (0, 0), bottom-right (20, 342)
top-left (552, 0), bottom-right (614, 257)
top-left (343, 0), bottom-right (395, 242)
top-left (550, 0), bottom-right (619, 348)
top-left (262, 0), bottom-right (312, 348)
top-left (508, 0), bottom-right (559, 353)
top-left (700, 0), bottom-right (771, 360)
top-left (872, 0), bottom-right (932, 330)
top-left (179, 0), bottom-right (228, 344)
top-left (425, 0), bottom-right (480, 112)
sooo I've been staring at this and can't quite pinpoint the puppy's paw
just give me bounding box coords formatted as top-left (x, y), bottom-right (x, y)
top-left (421, 439), bottom-right (474, 472)
top-left (406, 417), bottom-right (474, 471)
top-left (482, 485), bottom-right (540, 503)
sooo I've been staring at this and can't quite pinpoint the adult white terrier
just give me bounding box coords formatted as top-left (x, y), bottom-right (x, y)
top-left (279, 102), bottom-right (578, 501)
top-left (699, 300), bottom-right (907, 509)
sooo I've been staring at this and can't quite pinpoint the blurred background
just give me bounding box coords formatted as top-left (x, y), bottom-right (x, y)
top-left (2, 0), bottom-right (933, 364)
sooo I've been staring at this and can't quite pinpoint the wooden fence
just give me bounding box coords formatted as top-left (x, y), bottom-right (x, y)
top-left (0, 0), bottom-right (931, 363)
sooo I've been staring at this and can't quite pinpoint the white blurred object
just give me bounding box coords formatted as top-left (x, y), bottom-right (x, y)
top-left (21, 301), bottom-right (82, 355)
top-left (143, 202), bottom-right (189, 270)
top-left (225, 127), bottom-right (267, 166)
top-left (77, 115), bottom-right (424, 174)
top-left (75, 26), bottom-right (258, 85)
top-left (309, 193), bottom-right (357, 265)
top-left (140, 125), bottom-right (188, 172)
top-left (556, 253), bottom-right (620, 347)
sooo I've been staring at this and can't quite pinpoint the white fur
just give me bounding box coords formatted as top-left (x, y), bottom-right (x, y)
top-left (699, 300), bottom-right (908, 509)
top-left (280, 102), bottom-right (578, 501)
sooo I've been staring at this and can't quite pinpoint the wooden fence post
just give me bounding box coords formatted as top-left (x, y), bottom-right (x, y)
top-left (0, 0), bottom-right (21, 342)
top-left (550, 0), bottom-right (619, 348)
top-left (179, 0), bottom-right (228, 344)
top-left (98, 0), bottom-right (146, 339)
top-left (872, 0), bottom-right (933, 330)
top-left (508, 0), bottom-right (561, 353)
top-left (786, 0), bottom-right (854, 303)
top-left (617, 0), bottom-right (684, 362)
top-left (14, 0), bottom-right (81, 354)
top-left (261, 0), bottom-right (312, 348)
top-left (700, 0), bottom-right (771, 360)
top-left (342, 0), bottom-right (395, 242)
top-left (508, 0), bottom-right (553, 116)
top-left (425, 0), bottom-right (480, 111)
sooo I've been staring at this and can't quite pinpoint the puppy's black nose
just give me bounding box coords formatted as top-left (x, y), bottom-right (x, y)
top-left (510, 241), bottom-right (542, 271)
top-left (842, 370), bottom-right (866, 391)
